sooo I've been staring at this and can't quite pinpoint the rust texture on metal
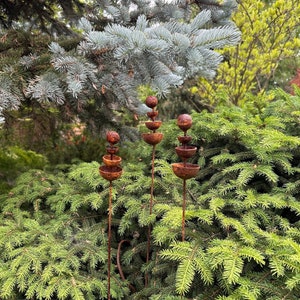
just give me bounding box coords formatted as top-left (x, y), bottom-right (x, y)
top-left (172, 114), bottom-right (200, 241)
top-left (99, 131), bottom-right (123, 300)
top-left (142, 96), bottom-right (163, 287)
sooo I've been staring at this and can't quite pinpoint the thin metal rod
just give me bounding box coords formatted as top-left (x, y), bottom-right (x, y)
top-left (108, 181), bottom-right (113, 300)
top-left (145, 225), bottom-right (151, 287)
top-left (145, 144), bottom-right (156, 286)
top-left (182, 179), bottom-right (186, 242)
top-left (150, 144), bottom-right (156, 216)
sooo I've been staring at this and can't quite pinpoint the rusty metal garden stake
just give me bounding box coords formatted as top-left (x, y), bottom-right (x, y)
top-left (107, 181), bottom-right (113, 299)
top-left (142, 96), bottom-right (163, 286)
top-left (172, 114), bottom-right (200, 241)
top-left (182, 178), bottom-right (187, 241)
top-left (99, 131), bottom-right (123, 300)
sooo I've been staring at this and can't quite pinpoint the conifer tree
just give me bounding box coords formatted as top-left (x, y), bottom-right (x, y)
top-left (0, 0), bottom-right (240, 138)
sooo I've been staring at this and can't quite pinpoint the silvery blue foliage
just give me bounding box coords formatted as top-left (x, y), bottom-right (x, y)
top-left (0, 0), bottom-right (240, 119)
top-left (0, 72), bottom-right (22, 120)
top-left (25, 73), bottom-right (66, 104)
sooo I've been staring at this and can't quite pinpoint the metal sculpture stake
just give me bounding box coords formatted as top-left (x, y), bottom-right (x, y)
top-left (172, 114), bottom-right (200, 241)
top-left (142, 96), bottom-right (163, 286)
top-left (99, 131), bottom-right (123, 300)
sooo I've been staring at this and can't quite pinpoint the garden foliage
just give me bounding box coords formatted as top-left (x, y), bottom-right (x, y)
top-left (195, 0), bottom-right (300, 106)
top-left (0, 0), bottom-right (240, 137)
top-left (1, 89), bottom-right (300, 299)
top-left (0, 146), bottom-right (47, 194)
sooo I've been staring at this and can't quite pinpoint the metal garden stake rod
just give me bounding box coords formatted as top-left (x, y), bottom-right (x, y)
top-left (172, 114), bottom-right (200, 241)
top-left (99, 131), bottom-right (123, 300)
top-left (142, 96), bottom-right (163, 286)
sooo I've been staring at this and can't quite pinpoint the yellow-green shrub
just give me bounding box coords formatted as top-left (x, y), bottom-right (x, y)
top-left (195, 0), bottom-right (300, 106)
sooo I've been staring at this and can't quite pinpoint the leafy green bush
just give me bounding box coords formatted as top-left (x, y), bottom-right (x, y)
top-left (1, 89), bottom-right (300, 299)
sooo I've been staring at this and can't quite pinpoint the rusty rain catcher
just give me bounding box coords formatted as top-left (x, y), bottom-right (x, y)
top-left (142, 96), bottom-right (163, 286)
top-left (99, 131), bottom-right (123, 300)
top-left (172, 114), bottom-right (200, 241)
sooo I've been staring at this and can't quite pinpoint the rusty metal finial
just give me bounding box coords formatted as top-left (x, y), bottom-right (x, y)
top-left (172, 114), bottom-right (200, 241)
top-left (142, 96), bottom-right (163, 286)
top-left (99, 131), bottom-right (123, 300)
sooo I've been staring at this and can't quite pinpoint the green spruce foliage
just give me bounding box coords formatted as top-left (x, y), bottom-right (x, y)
top-left (0, 164), bottom-right (130, 299)
top-left (1, 89), bottom-right (300, 299)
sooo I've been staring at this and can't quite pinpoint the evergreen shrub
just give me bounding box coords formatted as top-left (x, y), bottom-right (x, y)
top-left (1, 89), bottom-right (300, 299)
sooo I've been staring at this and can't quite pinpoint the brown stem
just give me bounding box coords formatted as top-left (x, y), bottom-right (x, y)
top-left (117, 239), bottom-right (130, 281)
top-left (108, 181), bottom-right (113, 300)
top-left (117, 239), bottom-right (136, 292)
top-left (150, 144), bottom-right (156, 215)
top-left (182, 179), bottom-right (187, 241)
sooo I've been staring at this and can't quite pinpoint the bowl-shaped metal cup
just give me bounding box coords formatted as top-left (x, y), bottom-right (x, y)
top-left (142, 132), bottom-right (163, 145)
top-left (177, 135), bottom-right (192, 144)
top-left (147, 111), bottom-right (159, 119)
top-left (172, 162), bottom-right (200, 180)
top-left (99, 166), bottom-right (122, 181)
top-left (175, 146), bottom-right (197, 160)
top-left (102, 155), bottom-right (122, 167)
top-left (145, 121), bottom-right (162, 131)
